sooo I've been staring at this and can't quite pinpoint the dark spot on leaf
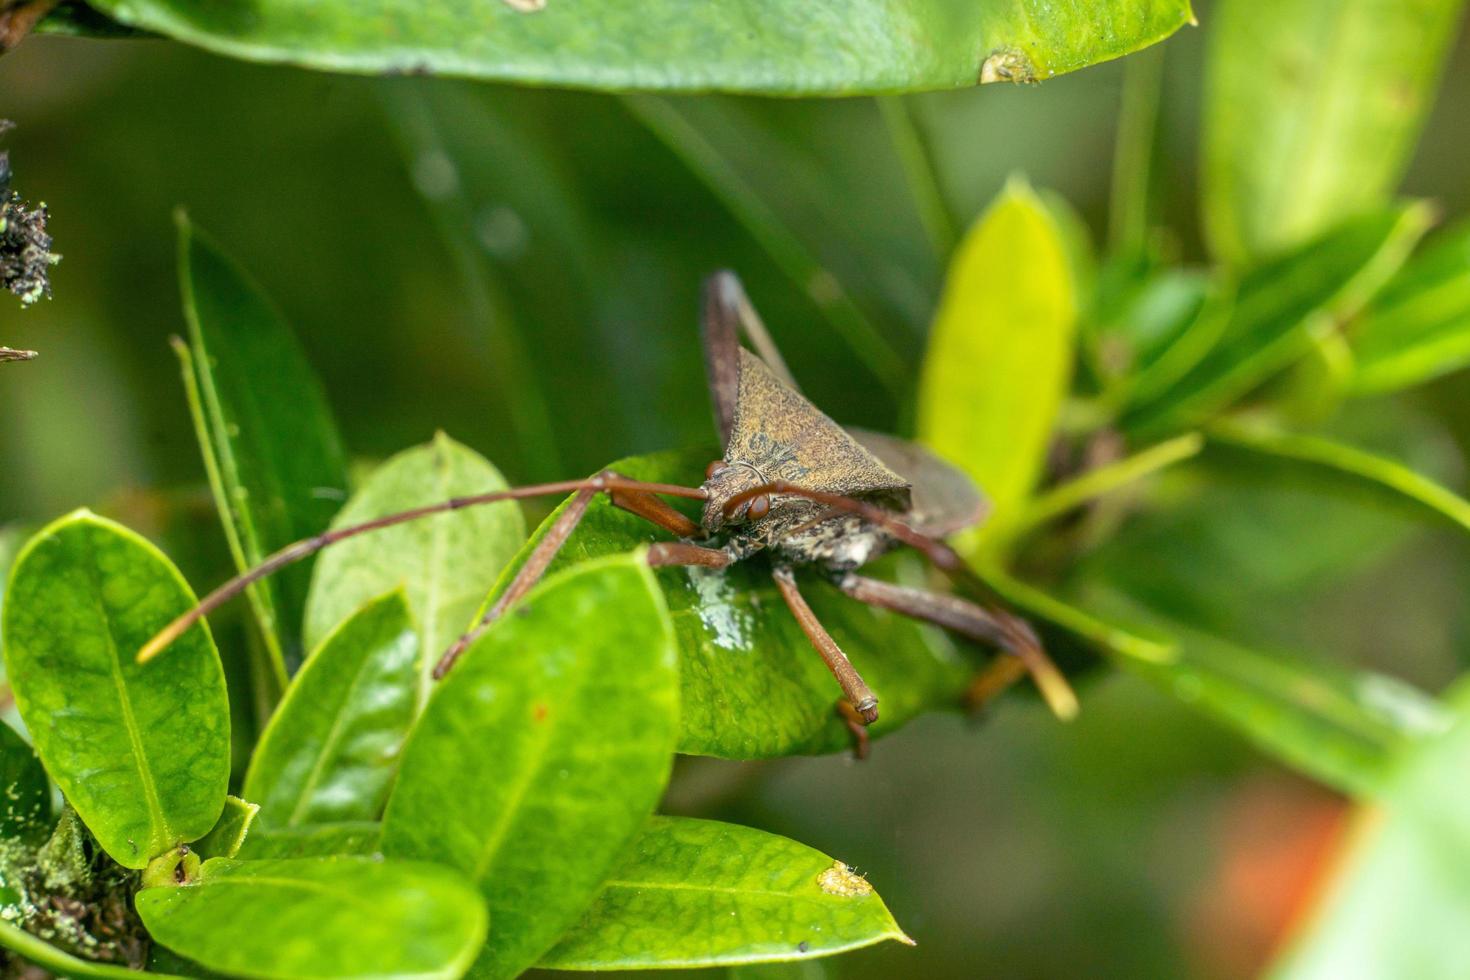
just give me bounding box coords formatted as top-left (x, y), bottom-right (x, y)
top-left (533, 703), bottom-right (548, 722)
top-left (798, 940), bottom-right (810, 953)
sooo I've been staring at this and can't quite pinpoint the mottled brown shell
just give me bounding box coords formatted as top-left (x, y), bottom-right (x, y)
top-left (725, 349), bottom-right (909, 504)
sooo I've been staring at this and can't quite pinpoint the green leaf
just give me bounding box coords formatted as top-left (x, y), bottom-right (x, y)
top-left (81, 1), bottom-right (1193, 95)
top-left (988, 567), bottom-right (1449, 797)
top-left (481, 448), bottom-right (972, 758)
top-left (245, 591), bottom-right (417, 830)
top-left (1, 511), bottom-right (229, 869)
top-left (1113, 611), bottom-right (1449, 797)
top-left (136, 857), bottom-right (488, 980)
top-left (1207, 421), bottom-right (1470, 536)
top-left (193, 795), bottom-right (259, 860)
top-left (236, 821), bottom-right (382, 860)
top-left (175, 215), bottom-right (350, 683)
top-left (1349, 219), bottom-right (1470, 394)
top-left (918, 177), bottom-right (1078, 539)
top-left (0, 721), bottom-right (50, 843)
top-left (539, 816), bottom-right (912, 970)
top-left (1202, 0), bottom-right (1463, 264)
top-left (303, 433), bottom-right (524, 708)
top-left (1124, 206), bottom-right (1433, 436)
top-left (1270, 687), bottom-right (1470, 978)
top-left (382, 554), bottom-right (679, 980)
top-left (0, 920), bottom-right (188, 980)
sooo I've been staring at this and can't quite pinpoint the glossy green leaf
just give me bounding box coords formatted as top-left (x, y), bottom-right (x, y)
top-left (176, 215), bottom-right (350, 682)
top-left (245, 591), bottom-right (417, 830)
top-left (136, 857), bottom-right (487, 980)
top-left (236, 821), bottom-right (382, 860)
top-left (1350, 219), bottom-right (1470, 394)
top-left (303, 433), bottom-right (524, 708)
top-left (382, 555), bottom-right (679, 980)
top-left (0, 919), bottom-right (187, 980)
top-left (81, 1), bottom-right (1192, 95)
top-left (540, 816), bottom-right (912, 970)
top-left (1269, 687), bottom-right (1470, 979)
top-left (482, 448), bottom-right (972, 758)
top-left (0, 721), bottom-right (49, 843)
top-left (193, 795), bottom-right (259, 860)
top-left (1, 512), bottom-right (229, 868)
top-left (1125, 206), bottom-right (1433, 436)
top-left (1202, 0), bottom-right (1463, 264)
top-left (918, 177), bottom-right (1077, 538)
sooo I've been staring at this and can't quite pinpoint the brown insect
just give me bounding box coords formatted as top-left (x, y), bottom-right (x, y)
top-left (140, 271), bottom-right (1076, 753)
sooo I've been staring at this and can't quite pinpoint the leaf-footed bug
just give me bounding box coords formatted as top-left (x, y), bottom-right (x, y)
top-left (138, 271), bottom-right (1077, 755)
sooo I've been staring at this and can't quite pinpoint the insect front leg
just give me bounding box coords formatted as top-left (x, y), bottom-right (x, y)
top-left (136, 474), bottom-right (707, 665)
top-left (432, 472), bottom-right (718, 678)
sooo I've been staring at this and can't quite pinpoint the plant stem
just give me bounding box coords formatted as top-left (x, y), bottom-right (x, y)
top-left (621, 94), bottom-right (908, 401)
top-left (876, 95), bottom-right (957, 260)
top-left (977, 563), bottom-right (1176, 665)
top-left (1108, 45), bottom-right (1165, 254)
top-left (1000, 432), bottom-right (1205, 543)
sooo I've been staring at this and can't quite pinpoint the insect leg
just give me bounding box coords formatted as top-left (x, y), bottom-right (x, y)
top-left (646, 542), bottom-right (732, 568)
top-left (136, 474), bottom-right (706, 665)
top-left (725, 481), bottom-right (1078, 720)
top-left (433, 477), bottom-right (711, 679)
top-left (0, 347), bottom-right (37, 362)
top-left (772, 566), bottom-right (879, 725)
top-left (838, 574), bottom-right (1072, 718)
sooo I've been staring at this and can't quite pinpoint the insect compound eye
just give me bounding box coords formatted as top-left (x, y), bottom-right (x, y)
top-left (705, 460), bottom-right (729, 479)
top-left (747, 494), bottom-right (771, 520)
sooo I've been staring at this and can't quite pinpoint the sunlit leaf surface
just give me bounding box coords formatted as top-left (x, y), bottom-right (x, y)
top-left (2, 512), bottom-right (229, 868)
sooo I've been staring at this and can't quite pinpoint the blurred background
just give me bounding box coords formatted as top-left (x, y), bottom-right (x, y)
top-left (2, 4), bottom-right (1469, 976)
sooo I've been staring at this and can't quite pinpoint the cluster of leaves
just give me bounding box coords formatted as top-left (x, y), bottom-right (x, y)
top-left (0, 218), bottom-right (914, 977)
top-left (1, 0), bottom-right (1469, 975)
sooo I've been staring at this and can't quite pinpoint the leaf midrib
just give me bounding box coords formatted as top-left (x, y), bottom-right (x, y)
top-left (84, 550), bottom-right (173, 856)
top-left (283, 633), bottom-right (392, 826)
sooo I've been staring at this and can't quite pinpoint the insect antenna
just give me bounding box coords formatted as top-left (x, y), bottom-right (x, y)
top-left (136, 475), bottom-right (706, 665)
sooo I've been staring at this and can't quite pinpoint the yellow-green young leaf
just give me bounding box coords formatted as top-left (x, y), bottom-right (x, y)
top-left (478, 449), bottom-right (973, 759)
top-left (1202, 0), bottom-right (1463, 265)
top-left (244, 591), bottom-right (417, 830)
top-left (1, 512), bottom-right (229, 869)
top-left (918, 178), bottom-right (1077, 539)
top-left (382, 554), bottom-right (679, 980)
top-left (303, 434), bottom-right (525, 707)
top-left (176, 214), bottom-right (349, 682)
top-left (136, 857), bottom-right (487, 980)
top-left (74, 2), bottom-right (1193, 95)
top-left (539, 816), bottom-right (911, 970)
top-left (192, 796), bottom-right (259, 860)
